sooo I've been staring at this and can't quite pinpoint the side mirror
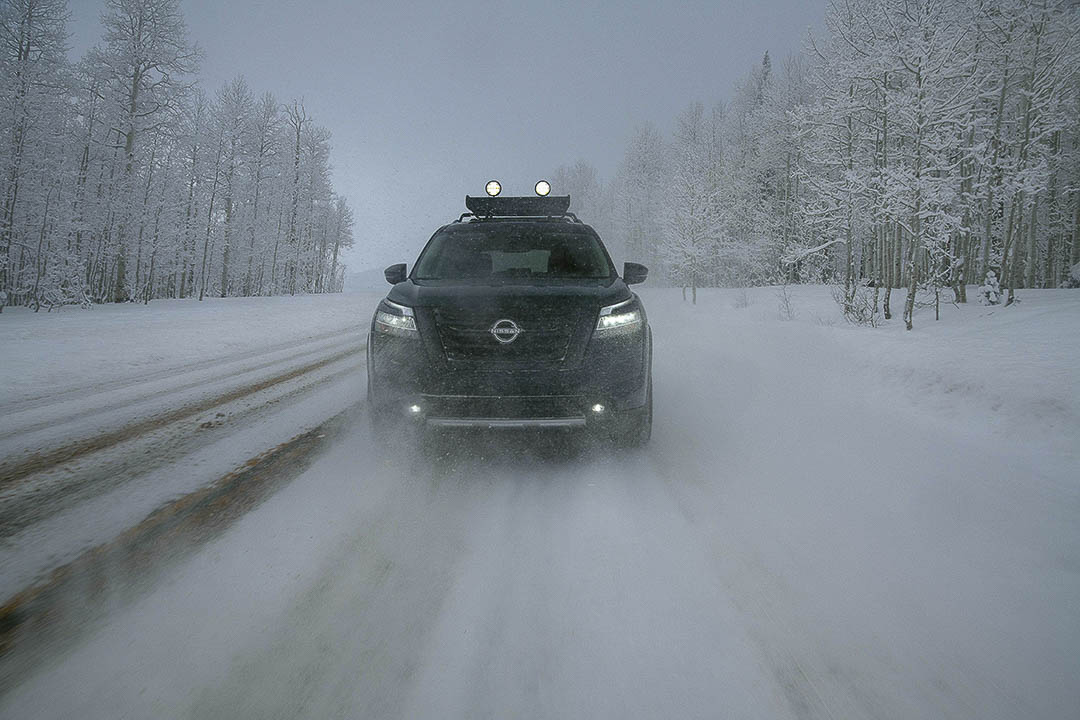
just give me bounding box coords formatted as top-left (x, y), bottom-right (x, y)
top-left (384, 263), bottom-right (407, 285)
top-left (623, 262), bottom-right (648, 285)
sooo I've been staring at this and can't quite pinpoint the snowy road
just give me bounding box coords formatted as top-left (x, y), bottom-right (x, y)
top-left (0, 294), bottom-right (373, 590)
top-left (1, 287), bottom-right (1077, 719)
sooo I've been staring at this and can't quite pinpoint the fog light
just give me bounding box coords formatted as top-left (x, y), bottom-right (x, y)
top-left (408, 404), bottom-right (422, 414)
top-left (591, 403), bottom-right (605, 413)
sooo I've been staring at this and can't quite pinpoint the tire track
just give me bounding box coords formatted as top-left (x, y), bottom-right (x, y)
top-left (0, 333), bottom-right (362, 444)
top-left (0, 357), bottom-right (361, 540)
top-left (0, 342), bottom-right (364, 487)
top-left (1, 327), bottom-right (356, 415)
top-left (0, 410), bottom-right (355, 691)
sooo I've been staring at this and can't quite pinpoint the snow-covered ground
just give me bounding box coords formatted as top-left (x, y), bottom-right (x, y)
top-left (0, 293), bottom-right (379, 589)
top-left (1, 286), bottom-right (1077, 719)
top-left (0, 293), bottom-right (376, 407)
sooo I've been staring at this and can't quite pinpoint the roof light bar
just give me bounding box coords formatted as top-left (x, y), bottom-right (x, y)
top-left (465, 195), bottom-right (572, 217)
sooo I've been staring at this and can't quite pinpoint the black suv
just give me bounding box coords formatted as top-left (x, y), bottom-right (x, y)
top-left (366, 188), bottom-right (652, 445)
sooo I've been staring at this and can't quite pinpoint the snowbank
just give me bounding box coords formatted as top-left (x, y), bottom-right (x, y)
top-left (642, 284), bottom-right (1080, 453)
top-left (0, 293), bottom-right (380, 407)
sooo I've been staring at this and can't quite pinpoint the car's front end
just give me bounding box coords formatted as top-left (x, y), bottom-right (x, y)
top-left (367, 191), bottom-right (652, 445)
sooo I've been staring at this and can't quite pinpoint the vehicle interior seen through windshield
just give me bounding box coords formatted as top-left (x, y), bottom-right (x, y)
top-left (413, 227), bottom-right (614, 280)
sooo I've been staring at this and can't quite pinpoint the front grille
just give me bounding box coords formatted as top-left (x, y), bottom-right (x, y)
top-left (433, 308), bottom-right (577, 365)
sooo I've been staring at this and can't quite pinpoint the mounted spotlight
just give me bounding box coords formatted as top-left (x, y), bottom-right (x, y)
top-left (485, 180), bottom-right (502, 197)
top-left (534, 180), bottom-right (551, 197)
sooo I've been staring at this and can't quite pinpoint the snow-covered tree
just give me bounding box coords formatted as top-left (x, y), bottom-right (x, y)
top-left (979, 268), bottom-right (1002, 304)
top-left (588, 0), bottom-right (1077, 325)
top-left (0, 0), bottom-right (71, 310)
top-left (0, 0), bottom-right (354, 310)
top-left (611, 122), bottom-right (668, 272)
top-left (663, 102), bottom-right (726, 303)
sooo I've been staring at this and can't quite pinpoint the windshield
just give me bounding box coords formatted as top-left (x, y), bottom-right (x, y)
top-left (413, 225), bottom-right (614, 281)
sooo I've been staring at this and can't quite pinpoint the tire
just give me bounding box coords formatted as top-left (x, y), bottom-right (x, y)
top-left (614, 375), bottom-right (652, 447)
top-left (366, 352), bottom-right (427, 446)
top-left (366, 348), bottom-right (394, 434)
top-left (366, 342), bottom-right (379, 405)
top-left (366, 345), bottom-right (396, 420)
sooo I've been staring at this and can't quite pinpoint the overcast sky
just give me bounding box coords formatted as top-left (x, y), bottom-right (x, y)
top-left (68, 0), bottom-right (824, 272)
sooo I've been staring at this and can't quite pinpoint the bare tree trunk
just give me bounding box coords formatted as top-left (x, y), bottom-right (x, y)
top-left (220, 185), bottom-right (232, 298)
top-left (1000, 198), bottom-right (1019, 305)
top-left (982, 55), bottom-right (1011, 281)
top-left (285, 102), bottom-right (306, 296)
top-left (133, 142), bottom-right (158, 299)
top-left (1072, 189), bottom-right (1080, 270)
top-left (329, 211), bottom-right (343, 292)
top-left (145, 154), bottom-right (170, 304)
top-left (950, 232), bottom-right (964, 303)
top-left (31, 189), bottom-right (52, 310)
top-left (1044, 132), bottom-right (1060, 287)
top-left (220, 141), bottom-right (237, 297)
top-left (179, 160), bottom-right (197, 298)
top-left (270, 197), bottom-right (284, 294)
top-left (199, 127), bottom-right (225, 302)
top-left (1024, 197), bottom-right (1038, 289)
top-left (243, 155), bottom-right (265, 296)
top-left (904, 206), bottom-right (921, 331)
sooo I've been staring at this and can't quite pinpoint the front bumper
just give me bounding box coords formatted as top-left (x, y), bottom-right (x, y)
top-left (426, 416), bottom-right (587, 429)
top-left (369, 325), bottom-right (650, 427)
top-left (413, 393), bottom-right (592, 429)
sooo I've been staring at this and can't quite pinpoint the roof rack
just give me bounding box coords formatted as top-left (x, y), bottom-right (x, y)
top-left (457, 195), bottom-right (582, 223)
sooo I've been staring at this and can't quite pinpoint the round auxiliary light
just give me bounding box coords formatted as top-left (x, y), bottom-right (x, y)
top-left (535, 180), bottom-right (551, 197)
top-left (485, 180), bottom-right (502, 197)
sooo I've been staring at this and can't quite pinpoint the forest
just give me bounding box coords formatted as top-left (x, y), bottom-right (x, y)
top-left (3, 1), bottom-right (1078, 330)
top-left (0, 0), bottom-right (354, 311)
top-left (559, 0), bottom-right (1079, 328)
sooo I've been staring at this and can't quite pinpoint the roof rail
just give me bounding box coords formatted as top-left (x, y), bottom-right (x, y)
top-left (454, 212), bottom-right (583, 224)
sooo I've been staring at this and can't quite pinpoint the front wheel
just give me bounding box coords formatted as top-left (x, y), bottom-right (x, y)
top-left (614, 376), bottom-right (652, 447)
top-left (366, 348), bottom-right (397, 435)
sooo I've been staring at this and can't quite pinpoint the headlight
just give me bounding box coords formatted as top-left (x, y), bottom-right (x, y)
top-left (596, 299), bottom-right (642, 334)
top-left (374, 300), bottom-right (418, 336)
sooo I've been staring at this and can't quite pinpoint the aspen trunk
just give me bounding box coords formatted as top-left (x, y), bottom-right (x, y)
top-left (1000, 198), bottom-right (1018, 305)
top-left (1024, 198), bottom-right (1038, 288)
top-left (1072, 189), bottom-right (1080, 269)
top-left (199, 127), bottom-right (224, 302)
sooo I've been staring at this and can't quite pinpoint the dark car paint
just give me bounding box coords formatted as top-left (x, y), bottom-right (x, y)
top-left (367, 217), bottom-right (651, 431)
